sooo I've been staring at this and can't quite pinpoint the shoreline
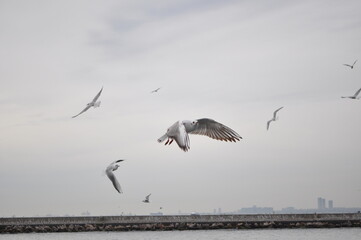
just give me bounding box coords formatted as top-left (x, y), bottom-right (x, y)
top-left (1, 213), bottom-right (361, 234)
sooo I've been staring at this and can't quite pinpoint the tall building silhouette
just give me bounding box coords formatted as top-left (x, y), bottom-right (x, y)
top-left (328, 200), bottom-right (333, 209)
top-left (317, 197), bottom-right (326, 209)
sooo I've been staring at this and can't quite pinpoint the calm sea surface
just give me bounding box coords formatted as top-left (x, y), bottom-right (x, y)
top-left (0, 228), bottom-right (360, 240)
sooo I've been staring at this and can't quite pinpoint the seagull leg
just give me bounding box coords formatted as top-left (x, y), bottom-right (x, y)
top-left (169, 139), bottom-right (174, 145)
top-left (165, 139), bottom-right (170, 145)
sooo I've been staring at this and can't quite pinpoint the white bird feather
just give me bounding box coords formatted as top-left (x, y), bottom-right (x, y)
top-left (158, 118), bottom-right (241, 152)
top-left (105, 159), bottom-right (124, 193)
top-left (72, 87), bottom-right (103, 118)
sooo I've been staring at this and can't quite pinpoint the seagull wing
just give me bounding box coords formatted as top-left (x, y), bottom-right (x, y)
top-left (91, 87), bottom-right (103, 103)
top-left (72, 105), bottom-right (92, 118)
top-left (343, 64), bottom-right (352, 67)
top-left (353, 60), bottom-right (358, 66)
top-left (113, 159), bottom-right (124, 164)
top-left (106, 168), bottom-right (122, 193)
top-left (267, 119), bottom-right (273, 130)
top-left (353, 87), bottom-right (361, 97)
top-left (146, 194), bottom-right (151, 201)
top-left (189, 118), bottom-right (242, 142)
top-left (273, 107), bottom-right (284, 118)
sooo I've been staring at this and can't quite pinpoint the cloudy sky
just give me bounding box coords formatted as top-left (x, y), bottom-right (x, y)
top-left (1, 0), bottom-right (361, 217)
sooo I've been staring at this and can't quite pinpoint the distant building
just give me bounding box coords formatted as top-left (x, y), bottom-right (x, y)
top-left (280, 207), bottom-right (296, 214)
top-left (318, 197), bottom-right (326, 209)
top-left (328, 200), bottom-right (333, 209)
top-left (238, 205), bottom-right (274, 214)
top-left (81, 211), bottom-right (91, 216)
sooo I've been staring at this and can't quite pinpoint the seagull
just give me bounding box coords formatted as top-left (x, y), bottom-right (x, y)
top-left (158, 118), bottom-right (242, 152)
top-left (142, 194), bottom-right (151, 203)
top-left (105, 159), bottom-right (124, 193)
top-left (343, 60), bottom-right (358, 69)
top-left (267, 107), bottom-right (284, 130)
top-left (72, 87), bottom-right (103, 118)
top-left (341, 87), bottom-right (361, 99)
top-left (151, 87), bottom-right (161, 93)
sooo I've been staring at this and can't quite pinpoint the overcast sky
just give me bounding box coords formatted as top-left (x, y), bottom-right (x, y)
top-left (1, 0), bottom-right (361, 217)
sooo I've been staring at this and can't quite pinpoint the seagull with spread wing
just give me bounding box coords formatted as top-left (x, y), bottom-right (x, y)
top-left (343, 60), bottom-right (358, 69)
top-left (267, 107), bottom-right (284, 130)
top-left (105, 159), bottom-right (124, 193)
top-left (142, 194), bottom-right (151, 203)
top-left (341, 87), bottom-right (361, 99)
top-left (158, 118), bottom-right (242, 152)
top-left (72, 87), bottom-right (103, 118)
top-left (151, 87), bottom-right (161, 93)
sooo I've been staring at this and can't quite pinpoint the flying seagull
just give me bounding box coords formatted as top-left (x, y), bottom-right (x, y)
top-left (341, 87), bottom-right (361, 99)
top-left (72, 87), bottom-right (103, 118)
top-left (158, 118), bottom-right (242, 152)
top-left (267, 107), bottom-right (284, 130)
top-left (142, 194), bottom-right (151, 203)
top-left (343, 60), bottom-right (358, 69)
top-left (105, 159), bottom-right (124, 193)
top-left (151, 87), bottom-right (161, 93)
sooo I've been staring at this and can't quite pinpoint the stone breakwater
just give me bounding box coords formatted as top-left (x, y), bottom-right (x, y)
top-left (1, 213), bottom-right (361, 234)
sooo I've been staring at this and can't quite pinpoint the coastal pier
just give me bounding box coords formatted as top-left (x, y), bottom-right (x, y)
top-left (1, 213), bottom-right (361, 233)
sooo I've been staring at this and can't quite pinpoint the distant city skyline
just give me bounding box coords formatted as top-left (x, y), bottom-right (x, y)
top-left (20, 197), bottom-right (361, 217)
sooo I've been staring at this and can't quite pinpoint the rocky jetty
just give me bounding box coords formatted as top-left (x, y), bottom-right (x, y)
top-left (1, 213), bottom-right (360, 234)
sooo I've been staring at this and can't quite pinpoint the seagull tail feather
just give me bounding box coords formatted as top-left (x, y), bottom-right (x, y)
top-left (157, 134), bottom-right (167, 143)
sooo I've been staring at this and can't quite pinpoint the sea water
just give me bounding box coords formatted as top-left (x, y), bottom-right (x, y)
top-left (1, 228), bottom-right (361, 240)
